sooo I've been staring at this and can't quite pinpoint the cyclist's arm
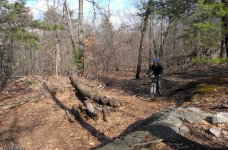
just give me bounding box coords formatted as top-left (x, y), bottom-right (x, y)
top-left (159, 65), bottom-right (163, 76)
top-left (146, 69), bottom-right (152, 75)
top-left (146, 67), bottom-right (153, 77)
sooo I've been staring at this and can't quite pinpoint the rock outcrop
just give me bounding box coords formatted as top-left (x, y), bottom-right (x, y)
top-left (96, 106), bottom-right (228, 150)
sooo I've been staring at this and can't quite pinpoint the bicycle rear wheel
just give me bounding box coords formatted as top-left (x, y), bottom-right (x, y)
top-left (150, 83), bottom-right (157, 101)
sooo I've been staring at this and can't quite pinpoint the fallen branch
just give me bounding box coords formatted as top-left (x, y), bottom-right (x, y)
top-left (66, 109), bottom-right (75, 123)
top-left (221, 100), bottom-right (228, 108)
top-left (98, 78), bottom-right (115, 92)
top-left (8, 98), bottom-right (30, 109)
top-left (83, 99), bottom-right (100, 121)
top-left (1, 90), bottom-right (50, 109)
top-left (102, 106), bottom-right (111, 122)
top-left (71, 105), bottom-right (85, 123)
top-left (221, 104), bottom-right (228, 108)
top-left (98, 84), bottom-right (106, 92)
top-left (132, 139), bottom-right (163, 147)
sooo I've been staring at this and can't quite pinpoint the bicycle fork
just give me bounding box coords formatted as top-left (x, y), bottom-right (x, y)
top-left (150, 76), bottom-right (158, 101)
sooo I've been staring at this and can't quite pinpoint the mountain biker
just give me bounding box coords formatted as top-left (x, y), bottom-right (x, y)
top-left (146, 58), bottom-right (163, 95)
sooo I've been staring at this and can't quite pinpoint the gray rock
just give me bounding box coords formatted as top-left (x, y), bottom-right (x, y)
top-left (172, 108), bottom-right (211, 124)
top-left (96, 107), bottom-right (215, 150)
top-left (124, 131), bottom-right (149, 146)
top-left (184, 112), bottom-right (204, 124)
top-left (96, 131), bottom-right (152, 150)
top-left (212, 112), bottom-right (228, 124)
top-left (210, 127), bottom-right (222, 137)
top-left (154, 115), bottom-right (182, 132)
top-left (97, 138), bottom-right (128, 150)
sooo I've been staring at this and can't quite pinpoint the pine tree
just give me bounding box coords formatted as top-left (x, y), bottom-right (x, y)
top-left (0, 0), bottom-right (41, 76)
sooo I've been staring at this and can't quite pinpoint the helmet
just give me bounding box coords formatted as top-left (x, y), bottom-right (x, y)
top-left (153, 58), bottom-right (158, 63)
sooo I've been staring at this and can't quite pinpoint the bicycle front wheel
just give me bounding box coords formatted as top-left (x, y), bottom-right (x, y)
top-left (150, 83), bottom-right (157, 101)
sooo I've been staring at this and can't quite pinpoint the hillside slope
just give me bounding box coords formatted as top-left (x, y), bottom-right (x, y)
top-left (0, 65), bottom-right (227, 150)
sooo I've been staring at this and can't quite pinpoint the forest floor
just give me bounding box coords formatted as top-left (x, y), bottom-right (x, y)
top-left (0, 64), bottom-right (228, 150)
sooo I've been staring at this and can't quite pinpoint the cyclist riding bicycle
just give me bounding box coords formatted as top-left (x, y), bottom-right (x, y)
top-left (146, 58), bottom-right (163, 95)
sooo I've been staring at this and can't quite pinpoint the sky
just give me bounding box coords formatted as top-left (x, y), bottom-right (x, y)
top-left (24, 0), bottom-right (135, 21)
top-left (22, 0), bottom-right (138, 28)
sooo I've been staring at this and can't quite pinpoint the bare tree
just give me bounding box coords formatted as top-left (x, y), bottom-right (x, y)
top-left (221, 0), bottom-right (228, 58)
top-left (64, 0), bottom-right (76, 50)
top-left (136, 0), bottom-right (153, 79)
top-left (78, 0), bottom-right (84, 71)
top-left (45, 0), bottom-right (61, 78)
top-left (148, 11), bottom-right (158, 68)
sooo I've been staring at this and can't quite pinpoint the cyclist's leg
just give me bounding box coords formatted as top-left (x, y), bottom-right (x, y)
top-left (157, 77), bottom-right (162, 95)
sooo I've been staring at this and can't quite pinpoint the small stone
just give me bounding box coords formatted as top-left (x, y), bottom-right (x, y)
top-left (179, 126), bottom-right (190, 134)
top-left (186, 107), bottom-right (201, 112)
top-left (210, 127), bottom-right (222, 137)
top-left (212, 136), bottom-right (217, 142)
top-left (191, 94), bottom-right (200, 101)
top-left (222, 130), bottom-right (228, 137)
top-left (89, 141), bottom-right (95, 146)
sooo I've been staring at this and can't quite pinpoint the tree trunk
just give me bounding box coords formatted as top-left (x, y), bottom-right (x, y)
top-left (220, 38), bottom-right (226, 58)
top-left (64, 0), bottom-right (76, 50)
top-left (153, 28), bottom-right (158, 58)
top-left (149, 15), bottom-right (153, 68)
top-left (172, 26), bottom-right (177, 57)
top-left (226, 34), bottom-right (228, 58)
top-left (160, 16), bottom-right (164, 59)
top-left (136, 0), bottom-right (153, 79)
top-left (53, 0), bottom-right (60, 78)
top-left (221, 0), bottom-right (228, 58)
top-left (78, 0), bottom-right (84, 71)
top-left (0, 45), bottom-right (2, 76)
top-left (55, 32), bottom-right (60, 78)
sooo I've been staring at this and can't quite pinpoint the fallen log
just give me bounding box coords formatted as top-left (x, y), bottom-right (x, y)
top-left (69, 72), bottom-right (123, 121)
top-left (70, 72), bottom-right (122, 106)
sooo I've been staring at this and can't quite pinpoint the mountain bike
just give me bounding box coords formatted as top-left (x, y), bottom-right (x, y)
top-left (150, 75), bottom-right (158, 101)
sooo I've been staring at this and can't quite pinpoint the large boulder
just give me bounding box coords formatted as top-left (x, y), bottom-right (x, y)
top-left (96, 107), bottom-right (219, 150)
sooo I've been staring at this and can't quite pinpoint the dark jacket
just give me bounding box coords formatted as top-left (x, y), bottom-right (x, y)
top-left (146, 64), bottom-right (163, 76)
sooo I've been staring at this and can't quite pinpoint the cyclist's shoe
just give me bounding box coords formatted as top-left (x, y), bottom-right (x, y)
top-left (158, 91), bottom-right (162, 96)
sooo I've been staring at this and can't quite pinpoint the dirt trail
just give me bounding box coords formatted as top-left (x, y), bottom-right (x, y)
top-left (0, 65), bottom-right (227, 150)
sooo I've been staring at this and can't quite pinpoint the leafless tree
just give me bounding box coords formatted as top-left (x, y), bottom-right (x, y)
top-left (78, 0), bottom-right (84, 71)
top-left (136, 0), bottom-right (153, 79)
